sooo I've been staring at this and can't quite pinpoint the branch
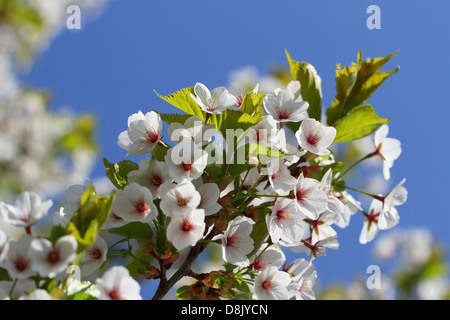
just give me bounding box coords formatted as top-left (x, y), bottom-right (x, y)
top-left (151, 232), bottom-right (214, 300)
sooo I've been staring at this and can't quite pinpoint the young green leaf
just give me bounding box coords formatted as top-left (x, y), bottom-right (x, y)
top-left (285, 49), bottom-right (323, 121)
top-left (333, 105), bottom-right (389, 143)
top-left (104, 158), bottom-right (139, 190)
top-left (240, 90), bottom-right (264, 115)
top-left (154, 87), bottom-right (205, 121)
top-left (326, 50), bottom-right (399, 125)
top-left (108, 222), bottom-right (154, 241)
top-left (159, 113), bottom-right (192, 126)
top-left (67, 187), bottom-right (116, 252)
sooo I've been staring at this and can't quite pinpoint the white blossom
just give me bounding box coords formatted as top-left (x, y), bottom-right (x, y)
top-left (191, 82), bottom-right (237, 114)
top-left (373, 124), bottom-right (402, 180)
top-left (96, 266), bottom-right (142, 300)
top-left (254, 266), bottom-right (292, 300)
top-left (0, 191), bottom-right (53, 228)
top-left (117, 110), bottom-right (163, 156)
top-left (127, 158), bottom-right (170, 198)
top-left (166, 208), bottom-right (205, 250)
top-left (29, 235), bottom-right (78, 278)
top-left (216, 216), bottom-right (254, 268)
top-left (295, 119), bottom-right (336, 155)
top-left (81, 235), bottom-right (108, 277)
top-left (159, 181), bottom-right (201, 217)
top-left (165, 139), bottom-right (209, 183)
top-left (112, 182), bottom-right (157, 223)
top-left (263, 81), bottom-right (309, 123)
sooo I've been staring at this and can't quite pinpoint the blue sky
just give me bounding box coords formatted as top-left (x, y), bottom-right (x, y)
top-left (21, 0), bottom-right (450, 297)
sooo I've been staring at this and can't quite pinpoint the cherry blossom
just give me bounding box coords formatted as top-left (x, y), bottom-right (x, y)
top-left (266, 198), bottom-right (304, 246)
top-left (165, 139), bottom-right (209, 183)
top-left (295, 119), bottom-right (336, 155)
top-left (5, 235), bottom-right (35, 279)
top-left (265, 159), bottom-right (297, 196)
top-left (359, 199), bottom-right (383, 245)
top-left (81, 235), bottom-right (108, 277)
top-left (192, 179), bottom-right (222, 216)
top-left (159, 181), bottom-right (201, 217)
top-left (244, 115), bottom-right (280, 147)
top-left (251, 245), bottom-right (286, 271)
top-left (0, 191), bottom-right (53, 229)
top-left (117, 110), bottom-right (163, 156)
top-left (263, 81), bottom-right (309, 123)
top-left (374, 124), bottom-right (402, 180)
top-left (29, 235), bottom-right (77, 278)
top-left (285, 258), bottom-right (317, 300)
top-left (292, 236), bottom-right (340, 260)
top-left (127, 158), bottom-right (170, 198)
top-left (294, 173), bottom-right (328, 220)
top-left (216, 216), bottom-right (254, 268)
top-left (254, 266), bottom-right (292, 300)
top-left (96, 266), bottom-right (142, 300)
top-left (112, 182), bottom-right (158, 223)
top-left (191, 82), bottom-right (237, 114)
top-left (166, 208), bottom-right (206, 250)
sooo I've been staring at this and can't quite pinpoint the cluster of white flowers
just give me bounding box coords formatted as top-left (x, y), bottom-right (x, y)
top-left (0, 0), bottom-right (110, 202)
top-left (102, 79), bottom-right (406, 300)
top-left (0, 190), bottom-right (142, 300)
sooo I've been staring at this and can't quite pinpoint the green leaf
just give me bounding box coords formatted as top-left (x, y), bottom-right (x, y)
top-left (248, 218), bottom-right (269, 258)
top-left (333, 105), bottom-right (389, 143)
top-left (0, 267), bottom-right (10, 281)
top-left (159, 113), bottom-right (192, 126)
top-left (155, 87), bottom-right (205, 121)
top-left (67, 187), bottom-right (116, 252)
top-left (125, 250), bottom-right (155, 278)
top-left (286, 49), bottom-right (323, 121)
top-left (103, 158), bottom-right (139, 190)
top-left (49, 225), bottom-right (68, 244)
top-left (248, 143), bottom-right (289, 165)
top-left (220, 109), bottom-right (261, 136)
top-left (240, 91), bottom-right (263, 115)
top-left (326, 50), bottom-right (399, 125)
top-left (108, 222), bottom-right (154, 241)
top-left (150, 143), bottom-right (168, 162)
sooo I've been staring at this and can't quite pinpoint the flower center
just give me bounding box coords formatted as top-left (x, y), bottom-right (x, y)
top-left (14, 256), bottom-right (29, 272)
top-left (253, 258), bottom-right (270, 271)
top-left (296, 188), bottom-right (310, 202)
top-left (276, 209), bottom-right (290, 221)
top-left (108, 288), bottom-right (121, 300)
top-left (181, 220), bottom-right (193, 232)
top-left (278, 108), bottom-right (290, 120)
top-left (151, 174), bottom-right (163, 187)
top-left (226, 235), bottom-right (240, 248)
top-left (261, 279), bottom-right (276, 291)
top-left (177, 197), bottom-right (188, 207)
top-left (146, 129), bottom-right (160, 144)
top-left (367, 210), bottom-right (380, 224)
top-left (88, 247), bottom-right (103, 260)
top-left (47, 250), bottom-right (60, 265)
top-left (306, 132), bottom-right (320, 146)
top-left (181, 162), bottom-right (193, 172)
top-left (134, 200), bottom-right (149, 214)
